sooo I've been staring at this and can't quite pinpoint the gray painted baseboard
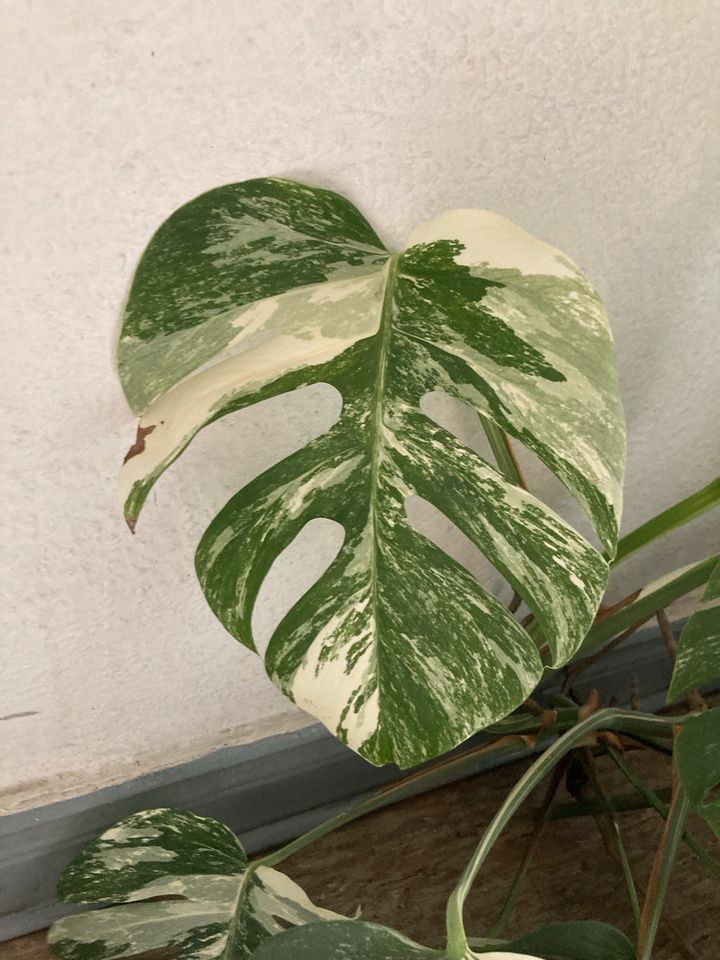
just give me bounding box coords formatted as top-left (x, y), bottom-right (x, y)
top-left (1, 622), bottom-right (683, 941)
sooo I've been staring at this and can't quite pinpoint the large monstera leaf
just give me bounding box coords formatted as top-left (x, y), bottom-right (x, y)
top-left (119, 177), bottom-right (625, 767)
top-left (49, 809), bottom-right (343, 960)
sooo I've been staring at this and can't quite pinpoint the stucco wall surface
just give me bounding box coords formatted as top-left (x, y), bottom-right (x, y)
top-left (2, 0), bottom-right (719, 811)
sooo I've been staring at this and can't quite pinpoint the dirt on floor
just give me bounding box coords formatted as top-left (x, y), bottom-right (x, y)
top-left (2, 746), bottom-right (718, 960)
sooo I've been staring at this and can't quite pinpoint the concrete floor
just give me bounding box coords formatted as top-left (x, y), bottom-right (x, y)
top-left (2, 746), bottom-right (718, 960)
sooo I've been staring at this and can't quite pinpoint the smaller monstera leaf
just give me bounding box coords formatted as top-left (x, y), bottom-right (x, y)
top-left (49, 809), bottom-right (343, 960)
top-left (669, 558), bottom-right (720, 701)
top-left (118, 177), bottom-right (626, 768)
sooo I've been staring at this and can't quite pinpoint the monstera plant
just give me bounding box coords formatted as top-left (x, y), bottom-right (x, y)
top-left (50, 178), bottom-right (720, 960)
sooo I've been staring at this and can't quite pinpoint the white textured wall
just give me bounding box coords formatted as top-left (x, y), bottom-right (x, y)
top-left (2, 0), bottom-right (719, 812)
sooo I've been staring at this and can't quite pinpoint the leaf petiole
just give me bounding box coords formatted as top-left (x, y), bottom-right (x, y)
top-left (636, 766), bottom-right (691, 960)
top-left (613, 477), bottom-right (720, 567)
top-left (444, 708), bottom-right (687, 959)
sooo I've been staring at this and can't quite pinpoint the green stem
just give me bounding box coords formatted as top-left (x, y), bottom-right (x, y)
top-left (578, 555), bottom-right (718, 656)
top-left (480, 418), bottom-right (526, 488)
top-left (257, 708), bottom-right (578, 871)
top-left (579, 747), bottom-right (641, 930)
top-left (637, 778), bottom-right (691, 960)
top-left (444, 708), bottom-right (685, 960)
top-left (613, 477), bottom-right (720, 567)
top-left (488, 758), bottom-right (568, 937)
top-left (606, 745), bottom-right (720, 877)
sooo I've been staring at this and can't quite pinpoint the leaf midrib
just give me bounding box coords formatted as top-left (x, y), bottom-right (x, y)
top-left (366, 255), bottom-right (399, 742)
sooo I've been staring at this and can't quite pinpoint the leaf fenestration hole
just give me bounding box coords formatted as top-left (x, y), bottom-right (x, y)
top-left (416, 391), bottom-right (527, 609)
top-left (415, 390), bottom-right (603, 618)
top-left (420, 390), bottom-right (600, 547)
top-left (421, 388), bottom-right (602, 554)
top-left (251, 518), bottom-right (345, 657)
top-left (405, 494), bottom-right (515, 606)
top-left (420, 390), bottom-right (495, 460)
top-left (152, 382), bottom-right (343, 536)
top-left (512, 441), bottom-right (601, 550)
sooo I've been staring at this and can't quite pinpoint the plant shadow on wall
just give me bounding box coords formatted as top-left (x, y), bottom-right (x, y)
top-left (49, 179), bottom-right (720, 960)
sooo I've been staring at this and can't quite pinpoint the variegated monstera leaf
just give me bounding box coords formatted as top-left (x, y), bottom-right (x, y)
top-left (49, 809), bottom-right (343, 960)
top-left (119, 177), bottom-right (625, 767)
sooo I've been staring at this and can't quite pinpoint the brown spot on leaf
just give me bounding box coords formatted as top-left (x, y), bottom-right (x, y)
top-left (124, 424), bottom-right (156, 464)
top-left (126, 515), bottom-right (138, 534)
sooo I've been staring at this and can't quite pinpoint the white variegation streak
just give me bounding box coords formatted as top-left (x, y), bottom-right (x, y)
top-left (119, 270), bottom-right (387, 506)
top-left (288, 525), bottom-right (379, 749)
top-left (408, 209), bottom-right (579, 279)
top-left (406, 209), bottom-right (624, 543)
top-left (248, 917), bottom-right (543, 960)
